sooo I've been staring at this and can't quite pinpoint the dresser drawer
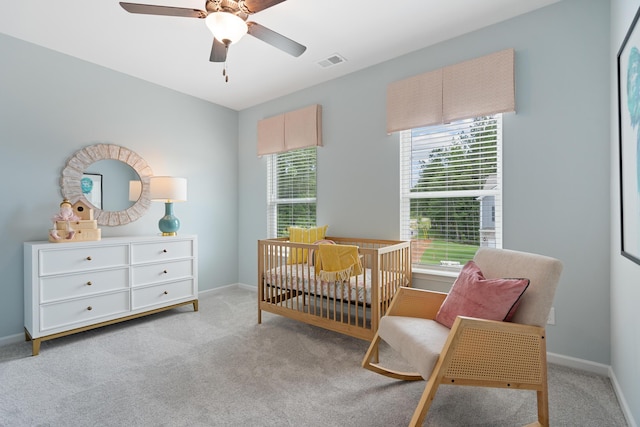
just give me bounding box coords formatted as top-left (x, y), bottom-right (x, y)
top-left (39, 245), bottom-right (128, 276)
top-left (40, 268), bottom-right (129, 303)
top-left (132, 279), bottom-right (195, 310)
top-left (131, 259), bottom-right (193, 286)
top-left (40, 291), bottom-right (130, 332)
top-left (131, 240), bottom-right (193, 264)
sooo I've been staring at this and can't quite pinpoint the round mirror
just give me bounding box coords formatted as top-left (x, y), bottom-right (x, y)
top-left (84, 159), bottom-right (140, 211)
top-left (60, 144), bottom-right (153, 226)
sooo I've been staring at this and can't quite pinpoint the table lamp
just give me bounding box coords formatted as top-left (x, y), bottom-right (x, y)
top-left (149, 176), bottom-right (187, 236)
top-left (128, 180), bottom-right (142, 202)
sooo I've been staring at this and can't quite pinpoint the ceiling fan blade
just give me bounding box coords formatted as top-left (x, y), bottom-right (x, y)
top-left (210, 38), bottom-right (228, 62)
top-left (247, 22), bottom-right (306, 57)
top-left (119, 2), bottom-right (207, 18)
top-left (240, 0), bottom-right (287, 14)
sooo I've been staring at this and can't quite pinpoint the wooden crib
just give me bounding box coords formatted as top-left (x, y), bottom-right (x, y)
top-left (258, 236), bottom-right (411, 341)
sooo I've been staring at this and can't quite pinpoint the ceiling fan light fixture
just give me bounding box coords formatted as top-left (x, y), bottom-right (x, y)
top-left (205, 12), bottom-right (248, 45)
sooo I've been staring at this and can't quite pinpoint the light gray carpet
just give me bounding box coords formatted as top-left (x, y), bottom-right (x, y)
top-left (0, 286), bottom-right (628, 426)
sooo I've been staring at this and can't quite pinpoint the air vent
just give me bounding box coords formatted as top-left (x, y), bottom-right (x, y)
top-left (317, 53), bottom-right (347, 68)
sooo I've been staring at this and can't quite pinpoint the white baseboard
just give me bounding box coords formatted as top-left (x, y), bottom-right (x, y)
top-left (609, 367), bottom-right (638, 427)
top-left (547, 352), bottom-right (636, 426)
top-left (0, 332), bottom-right (25, 347)
top-left (547, 351), bottom-right (610, 376)
top-left (236, 283), bottom-right (257, 292)
top-left (198, 283), bottom-right (257, 295)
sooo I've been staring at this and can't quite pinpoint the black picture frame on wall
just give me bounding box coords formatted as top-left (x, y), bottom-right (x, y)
top-left (618, 4), bottom-right (640, 266)
top-left (81, 173), bottom-right (103, 210)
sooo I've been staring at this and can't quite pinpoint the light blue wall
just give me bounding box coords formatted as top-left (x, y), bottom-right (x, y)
top-left (239, 0), bottom-right (612, 366)
top-left (3, 1), bottom-right (637, 420)
top-left (0, 33), bottom-right (239, 340)
top-left (611, 0), bottom-right (640, 423)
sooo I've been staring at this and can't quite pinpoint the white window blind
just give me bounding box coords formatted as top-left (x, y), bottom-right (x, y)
top-left (267, 147), bottom-right (317, 238)
top-left (400, 115), bottom-right (502, 270)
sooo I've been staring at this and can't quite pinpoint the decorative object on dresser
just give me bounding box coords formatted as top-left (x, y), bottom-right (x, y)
top-left (24, 235), bottom-right (198, 356)
top-left (150, 176), bottom-right (188, 236)
top-left (60, 143), bottom-right (153, 227)
top-left (49, 199), bottom-right (102, 243)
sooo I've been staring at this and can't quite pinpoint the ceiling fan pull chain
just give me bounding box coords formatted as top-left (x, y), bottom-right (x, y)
top-left (223, 42), bottom-right (230, 82)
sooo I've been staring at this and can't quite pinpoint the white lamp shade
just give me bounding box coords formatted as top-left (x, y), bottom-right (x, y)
top-left (205, 12), bottom-right (248, 44)
top-left (150, 177), bottom-right (187, 202)
top-left (129, 180), bottom-right (142, 202)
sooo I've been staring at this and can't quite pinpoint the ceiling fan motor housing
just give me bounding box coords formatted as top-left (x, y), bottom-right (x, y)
top-left (206, 0), bottom-right (249, 20)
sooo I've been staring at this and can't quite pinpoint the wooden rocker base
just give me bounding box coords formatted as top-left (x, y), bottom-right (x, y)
top-left (362, 335), bottom-right (422, 381)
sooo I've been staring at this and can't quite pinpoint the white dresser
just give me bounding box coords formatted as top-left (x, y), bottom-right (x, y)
top-left (24, 235), bottom-right (198, 355)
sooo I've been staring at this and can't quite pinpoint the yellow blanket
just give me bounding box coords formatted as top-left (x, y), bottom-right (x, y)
top-left (315, 244), bottom-right (362, 282)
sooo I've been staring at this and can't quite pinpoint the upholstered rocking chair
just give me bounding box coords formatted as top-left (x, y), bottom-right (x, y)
top-left (362, 247), bottom-right (563, 427)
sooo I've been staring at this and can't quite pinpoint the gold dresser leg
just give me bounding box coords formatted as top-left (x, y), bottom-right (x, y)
top-left (32, 339), bottom-right (41, 356)
top-left (193, 300), bottom-right (199, 312)
top-left (25, 329), bottom-right (41, 356)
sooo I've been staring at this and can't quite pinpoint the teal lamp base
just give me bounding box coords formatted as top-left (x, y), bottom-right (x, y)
top-left (158, 202), bottom-right (180, 236)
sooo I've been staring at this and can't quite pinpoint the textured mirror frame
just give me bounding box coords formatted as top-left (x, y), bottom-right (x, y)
top-left (61, 144), bottom-right (153, 226)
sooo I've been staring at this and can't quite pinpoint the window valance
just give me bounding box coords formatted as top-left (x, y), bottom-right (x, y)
top-left (387, 49), bottom-right (515, 133)
top-left (258, 104), bottom-right (322, 156)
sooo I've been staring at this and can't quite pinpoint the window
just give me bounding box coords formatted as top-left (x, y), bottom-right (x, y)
top-left (267, 147), bottom-right (317, 238)
top-left (400, 115), bottom-right (502, 270)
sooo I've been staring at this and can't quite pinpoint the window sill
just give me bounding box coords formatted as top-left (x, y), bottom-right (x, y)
top-left (411, 266), bottom-right (459, 292)
top-left (412, 266), bottom-right (460, 280)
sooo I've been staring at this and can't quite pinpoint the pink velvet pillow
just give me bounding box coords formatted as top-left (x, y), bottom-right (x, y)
top-left (435, 261), bottom-right (530, 329)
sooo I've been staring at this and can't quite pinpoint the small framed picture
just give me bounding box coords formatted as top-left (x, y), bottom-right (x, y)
top-left (81, 173), bottom-right (103, 209)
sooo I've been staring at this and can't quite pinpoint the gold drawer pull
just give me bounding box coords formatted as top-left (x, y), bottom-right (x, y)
top-left (87, 306), bottom-right (93, 311)
top-left (86, 256), bottom-right (92, 261)
top-left (163, 291), bottom-right (168, 295)
top-left (86, 281), bottom-right (92, 286)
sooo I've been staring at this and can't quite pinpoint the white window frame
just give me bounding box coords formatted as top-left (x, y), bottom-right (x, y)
top-left (267, 147), bottom-right (317, 238)
top-left (400, 115), bottom-right (503, 273)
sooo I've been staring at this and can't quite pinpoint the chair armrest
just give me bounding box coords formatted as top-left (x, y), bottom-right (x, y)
top-left (440, 316), bottom-right (547, 387)
top-left (386, 287), bottom-right (447, 319)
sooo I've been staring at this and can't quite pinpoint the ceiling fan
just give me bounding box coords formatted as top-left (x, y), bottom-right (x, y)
top-left (119, 0), bottom-right (306, 80)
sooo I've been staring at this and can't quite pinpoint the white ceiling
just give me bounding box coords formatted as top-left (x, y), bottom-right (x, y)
top-left (0, 0), bottom-right (559, 111)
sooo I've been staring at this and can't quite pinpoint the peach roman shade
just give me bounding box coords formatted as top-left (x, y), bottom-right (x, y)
top-left (386, 49), bottom-right (515, 133)
top-left (443, 49), bottom-right (515, 123)
top-left (257, 114), bottom-right (285, 155)
top-left (386, 68), bottom-right (443, 133)
top-left (258, 104), bottom-right (322, 155)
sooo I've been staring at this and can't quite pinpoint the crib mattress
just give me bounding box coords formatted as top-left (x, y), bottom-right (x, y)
top-left (263, 263), bottom-right (375, 305)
